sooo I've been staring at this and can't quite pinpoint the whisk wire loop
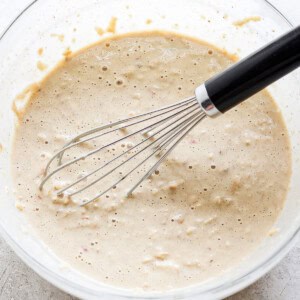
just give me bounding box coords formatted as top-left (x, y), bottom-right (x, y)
top-left (39, 96), bottom-right (206, 205)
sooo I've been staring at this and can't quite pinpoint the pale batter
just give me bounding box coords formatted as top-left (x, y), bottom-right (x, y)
top-left (11, 32), bottom-right (291, 291)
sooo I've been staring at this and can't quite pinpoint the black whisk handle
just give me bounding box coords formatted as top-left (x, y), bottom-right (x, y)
top-left (203, 26), bottom-right (300, 114)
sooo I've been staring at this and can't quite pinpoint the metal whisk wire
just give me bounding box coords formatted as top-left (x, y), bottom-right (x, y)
top-left (39, 96), bottom-right (206, 205)
top-left (40, 96), bottom-right (197, 185)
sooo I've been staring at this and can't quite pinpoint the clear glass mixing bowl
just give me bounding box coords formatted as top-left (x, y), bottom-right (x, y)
top-left (0, 0), bottom-right (299, 299)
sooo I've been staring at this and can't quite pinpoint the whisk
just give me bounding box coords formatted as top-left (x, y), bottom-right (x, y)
top-left (40, 26), bottom-right (300, 206)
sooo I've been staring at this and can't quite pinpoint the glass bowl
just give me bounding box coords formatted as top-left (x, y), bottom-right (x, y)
top-left (0, 0), bottom-right (299, 299)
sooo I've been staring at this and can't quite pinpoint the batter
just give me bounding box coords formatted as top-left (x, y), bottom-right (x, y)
top-left (11, 32), bottom-right (291, 291)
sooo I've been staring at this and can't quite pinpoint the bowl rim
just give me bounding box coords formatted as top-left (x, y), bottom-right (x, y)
top-left (0, 0), bottom-right (299, 299)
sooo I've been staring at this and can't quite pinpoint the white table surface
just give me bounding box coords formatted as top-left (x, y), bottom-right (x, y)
top-left (0, 0), bottom-right (299, 299)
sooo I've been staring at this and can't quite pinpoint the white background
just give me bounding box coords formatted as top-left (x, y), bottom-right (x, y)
top-left (0, 0), bottom-right (299, 299)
